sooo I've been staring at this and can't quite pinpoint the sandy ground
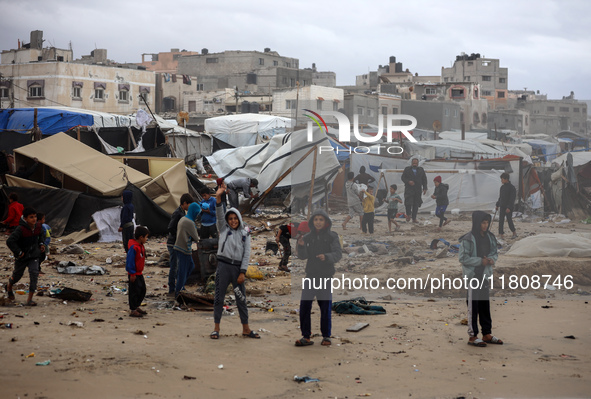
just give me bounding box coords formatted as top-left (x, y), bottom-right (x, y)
top-left (1, 211), bottom-right (591, 399)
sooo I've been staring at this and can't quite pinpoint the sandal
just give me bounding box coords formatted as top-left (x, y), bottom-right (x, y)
top-left (321, 337), bottom-right (332, 346)
top-left (295, 337), bottom-right (314, 346)
top-left (483, 335), bottom-right (503, 345)
top-left (467, 338), bottom-right (487, 347)
top-left (137, 308), bottom-right (148, 315)
top-left (210, 331), bottom-right (220, 340)
top-left (25, 300), bottom-right (37, 306)
top-left (242, 331), bottom-right (260, 339)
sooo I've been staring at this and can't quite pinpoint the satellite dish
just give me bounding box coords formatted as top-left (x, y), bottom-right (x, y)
top-left (433, 120), bottom-right (442, 132)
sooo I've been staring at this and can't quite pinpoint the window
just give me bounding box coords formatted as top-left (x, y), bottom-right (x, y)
top-left (273, 60), bottom-right (278, 66)
top-left (482, 76), bottom-right (491, 81)
top-left (483, 90), bottom-right (492, 96)
top-left (453, 109), bottom-right (458, 118)
top-left (94, 88), bottom-right (104, 100)
top-left (559, 107), bottom-right (569, 112)
top-left (197, 83), bottom-right (204, 91)
top-left (357, 107), bottom-right (364, 115)
top-left (188, 101), bottom-right (196, 112)
top-left (547, 106), bottom-right (555, 112)
top-left (467, 61), bottom-right (473, 66)
top-left (573, 122), bottom-right (580, 128)
top-left (573, 107), bottom-right (579, 112)
top-left (290, 78), bottom-right (295, 87)
top-left (444, 108), bottom-right (449, 116)
top-left (425, 88), bottom-right (436, 95)
top-left (334, 102), bottom-right (339, 111)
top-left (482, 61), bottom-right (490, 66)
top-left (482, 113), bottom-right (487, 124)
top-left (451, 88), bottom-right (464, 98)
top-left (206, 57), bottom-right (219, 63)
top-left (284, 62), bottom-right (291, 68)
top-left (259, 58), bottom-right (264, 65)
top-left (444, 77), bottom-right (448, 82)
top-left (497, 91), bottom-right (505, 98)
top-left (286, 99), bottom-right (297, 109)
top-left (0, 88), bottom-right (8, 98)
top-left (392, 108), bottom-right (399, 114)
top-left (473, 111), bottom-right (480, 124)
top-left (499, 77), bottom-right (506, 84)
top-left (282, 77), bottom-right (288, 85)
top-left (525, 116), bottom-right (528, 125)
top-left (246, 73), bottom-right (257, 84)
top-left (464, 76), bottom-right (471, 82)
top-left (72, 87), bottom-right (81, 99)
top-left (367, 108), bottom-right (374, 117)
top-left (29, 85), bottom-right (43, 98)
top-left (317, 99), bottom-right (323, 110)
top-left (118, 90), bottom-right (128, 102)
top-left (382, 106), bottom-right (388, 115)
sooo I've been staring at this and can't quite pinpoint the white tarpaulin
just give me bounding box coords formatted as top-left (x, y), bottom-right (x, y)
top-left (205, 114), bottom-right (294, 147)
top-left (506, 233), bottom-right (591, 258)
top-left (405, 139), bottom-right (510, 160)
top-left (92, 207), bottom-right (134, 243)
top-left (552, 151), bottom-right (591, 167)
top-left (206, 127), bottom-right (341, 194)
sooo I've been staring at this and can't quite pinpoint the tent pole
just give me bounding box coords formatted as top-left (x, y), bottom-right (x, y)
top-left (307, 146), bottom-right (318, 218)
top-left (518, 156), bottom-right (523, 211)
top-left (247, 145), bottom-right (317, 214)
top-left (128, 127), bottom-right (137, 149)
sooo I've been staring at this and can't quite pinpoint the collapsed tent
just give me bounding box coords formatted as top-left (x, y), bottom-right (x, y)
top-left (206, 127), bottom-right (341, 202)
top-left (404, 139), bottom-right (510, 160)
top-left (545, 152), bottom-right (591, 219)
top-left (506, 233), bottom-right (591, 258)
top-left (205, 114), bottom-right (294, 147)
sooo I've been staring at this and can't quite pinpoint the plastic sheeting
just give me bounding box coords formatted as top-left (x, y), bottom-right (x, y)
top-left (506, 233), bottom-right (591, 258)
top-left (405, 139), bottom-right (510, 160)
top-left (92, 206), bottom-right (126, 243)
top-left (205, 114), bottom-right (294, 147)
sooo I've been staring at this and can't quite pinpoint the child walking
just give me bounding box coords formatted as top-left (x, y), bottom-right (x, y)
top-left (36, 212), bottom-right (51, 273)
top-left (211, 184), bottom-right (259, 340)
top-left (361, 186), bottom-right (376, 234)
top-left (6, 207), bottom-right (45, 306)
top-left (126, 226), bottom-right (149, 317)
top-left (385, 184), bottom-right (402, 232)
top-left (431, 176), bottom-right (450, 231)
top-left (295, 209), bottom-right (342, 347)
top-left (173, 202), bottom-right (201, 298)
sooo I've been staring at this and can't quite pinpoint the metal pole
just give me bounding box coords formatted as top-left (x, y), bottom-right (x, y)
top-left (307, 146), bottom-right (318, 218)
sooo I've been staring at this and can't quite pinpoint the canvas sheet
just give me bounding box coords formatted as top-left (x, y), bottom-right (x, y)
top-left (92, 206), bottom-right (128, 243)
top-left (506, 233), bottom-right (591, 258)
top-left (205, 114), bottom-right (294, 147)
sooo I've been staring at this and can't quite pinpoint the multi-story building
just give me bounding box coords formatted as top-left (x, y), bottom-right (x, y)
top-left (0, 31), bottom-right (155, 114)
top-left (344, 93), bottom-right (379, 125)
top-left (272, 85), bottom-right (344, 126)
top-left (310, 63), bottom-right (336, 87)
top-left (487, 109), bottom-right (531, 136)
top-left (441, 53), bottom-right (508, 110)
top-left (521, 98), bottom-right (588, 135)
top-left (177, 49), bottom-right (314, 95)
top-left (139, 49), bottom-right (200, 73)
top-left (401, 100), bottom-right (462, 132)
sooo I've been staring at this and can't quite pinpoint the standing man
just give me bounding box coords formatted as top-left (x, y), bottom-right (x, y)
top-left (354, 166), bottom-right (376, 186)
top-left (496, 172), bottom-right (517, 239)
top-left (342, 172), bottom-right (363, 230)
top-left (401, 158), bottom-right (427, 223)
top-left (166, 193), bottom-right (194, 297)
top-left (226, 178), bottom-right (259, 210)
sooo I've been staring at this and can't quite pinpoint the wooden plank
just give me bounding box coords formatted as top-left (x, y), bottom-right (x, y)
top-left (346, 322), bottom-right (369, 332)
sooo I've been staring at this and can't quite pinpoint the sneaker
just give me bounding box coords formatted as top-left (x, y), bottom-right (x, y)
top-left (137, 308), bottom-right (148, 315)
top-left (512, 232), bottom-right (518, 238)
top-left (130, 310), bottom-right (143, 317)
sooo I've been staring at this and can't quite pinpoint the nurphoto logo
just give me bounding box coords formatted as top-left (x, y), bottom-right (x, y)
top-left (304, 110), bottom-right (417, 155)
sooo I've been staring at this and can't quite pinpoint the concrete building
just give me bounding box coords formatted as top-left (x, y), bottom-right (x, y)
top-left (520, 97), bottom-right (588, 136)
top-left (139, 49), bottom-right (200, 73)
top-left (401, 100), bottom-right (461, 132)
top-left (343, 93), bottom-right (379, 125)
top-left (155, 72), bottom-right (199, 113)
top-left (272, 85), bottom-right (344, 126)
top-left (178, 49), bottom-right (313, 95)
top-left (443, 81), bottom-right (489, 130)
top-left (183, 88), bottom-right (274, 115)
top-left (487, 109), bottom-right (531, 136)
top-left (442, 53), bottom-right (508, 110)
top-left (378, 93), bottom-right (402, 116)
top-left (310, 63), bottom-right (336, 87)
top-left (1, 30), bottom-right (74, 65)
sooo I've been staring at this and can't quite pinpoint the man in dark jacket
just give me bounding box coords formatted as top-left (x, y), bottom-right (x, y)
top-left (295, 209), bottom-right (342, 347)
top-left (431, 176), bottom-right (450, 229)
top-left (401, 158), bottom-right (428, 223)
top-left (118, 190), bottom-right (135, 254)
top-left (495, 173), bottom-right (517, 239)
top-left (354, 166), bottom-right (376, 186)
top-left (6, 207), bottom-right (45, 306)
top-left (166, 193), bottom-right (193, 296)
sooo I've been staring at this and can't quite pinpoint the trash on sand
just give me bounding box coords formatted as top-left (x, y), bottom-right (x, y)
top-left (49, 287), bottom-right (93, 302)
top-left (61, 244), bottom-right (85, 254)
top-left (183, 375), bottom-right (196, 380)
top-left (218, 364), bottom-right (224, 369)
top-left (26, 353), bottom-right (35, 358)
top-left (346, 322), bottom-right (370, 332)
top-left (564, 335), bottom-right (576, 339)
top-left (57, 265), bottom-right (105, 275)
top-left (36, 360), bottom-right (51, 366)
top-left (294, 375), bottom-right (320, 383)
top-left (67, 321), bottom-right (84, 328)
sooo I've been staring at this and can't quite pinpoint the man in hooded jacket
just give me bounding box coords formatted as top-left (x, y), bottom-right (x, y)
top-left (459, 211), bottom-right (503, 347)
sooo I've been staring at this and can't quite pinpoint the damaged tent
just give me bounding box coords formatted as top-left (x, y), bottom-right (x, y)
top-left (206, 127), bottom-right (341, 205)
top-left (546, 152), bottom-right (591, 219)
top-left (205, 114), bottom-right (294, 148)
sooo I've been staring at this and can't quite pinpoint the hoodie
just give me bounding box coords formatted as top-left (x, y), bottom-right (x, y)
top-left (7, 217), bottom-right (44, 262)
top-left (215, 203), bottom-right (251, 273)
top-left (459, 211), bottom-right (498, 280)
top-left (120, 190), bottom-right (134, 228)
top-left (125, 238), bottom-right (146, 276)
top-left (3, 200), bottom-right (24, 228)
top-left (496, 180), bottom-right (517, 211)
top-left (173, 203), bottom-right (201, 255)
top-left (433, 183), bottom-right (449, 206)
top-left (297, 209), bottom-right (343, 279)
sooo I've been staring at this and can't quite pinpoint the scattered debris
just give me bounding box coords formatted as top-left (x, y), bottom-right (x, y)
top-left (346, 322), bottom-right (370, 332)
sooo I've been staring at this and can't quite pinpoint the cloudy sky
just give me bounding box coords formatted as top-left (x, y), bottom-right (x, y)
top-left (2, 0), bottom-right (590, 99)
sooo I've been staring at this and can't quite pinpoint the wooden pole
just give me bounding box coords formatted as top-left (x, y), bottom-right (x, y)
top-left (307, 146), bottom-right (318, 218)
top-left (127, 127), bottom-right (137, 149)
top-left (76, 126), bottom-right (81, 141)
top-left (247, 144), bottom-right (317, 214)
top-left (461, 123), bottom-right (465, 141)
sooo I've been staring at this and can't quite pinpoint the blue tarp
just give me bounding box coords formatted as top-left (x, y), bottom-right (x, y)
top-left (523, 139), bottom-right (560, 162)
top-left (0, 108), bottom-right (94, 135)
top-left (327, 136), bottom-right (350, 162)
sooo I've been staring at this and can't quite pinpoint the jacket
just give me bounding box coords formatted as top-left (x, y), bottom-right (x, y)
top-left (126, 238), bottom-right (146, 276)
top-left (120, 190), bottom-right (134, 228)
top-left (173, 203), bottom-right (201, 255)
top-left (345, 181), bottom-right (362, 206)
top-left (433, 183), bottom-right (449, 206)
top-left (496, 181), bottom-right (516, 211)
top-left (200, 197), bottom-right (217, 226)
top-left (227, 178), bottom-right (253, 199)
top-left (401, 165), bottom-right (428, 195)
top-left (7, 217), bottom-right (44, 262)
top-left (167, 205), bottom-right (185, 247)
top-left (297, 209), bottom-right (342, 279)
top-left (3, 201), bottom-right (24, 227)
top-left (459, 211), bottom-right (498, 280)
top-left (215, 203), bottom-right (251, 272)
top-left (362, 193), bottom-right (375, 213)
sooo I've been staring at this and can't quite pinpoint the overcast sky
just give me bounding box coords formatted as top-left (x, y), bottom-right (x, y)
top-left (2, 0), bottom-right (590, 99)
